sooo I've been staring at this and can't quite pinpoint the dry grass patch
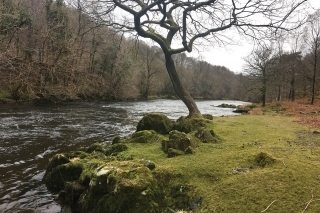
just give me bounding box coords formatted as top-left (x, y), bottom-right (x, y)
top-left (256, 99), bottom-right (320, 130)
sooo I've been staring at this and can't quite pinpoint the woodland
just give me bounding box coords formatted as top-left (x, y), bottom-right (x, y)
top-left (0, 0), bottom-right (319, 105)
top-left (2, 1), bottom-right (320, 212)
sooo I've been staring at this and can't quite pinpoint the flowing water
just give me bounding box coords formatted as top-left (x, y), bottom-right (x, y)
top-left (0, 99), bottom-right (249, 213)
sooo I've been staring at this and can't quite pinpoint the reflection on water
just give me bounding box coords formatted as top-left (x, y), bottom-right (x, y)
top-left (0, 99), bottom-right (249, 212)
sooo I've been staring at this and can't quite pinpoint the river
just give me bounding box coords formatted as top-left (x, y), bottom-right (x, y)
top-left (0, 99), bottom-right (249, 213)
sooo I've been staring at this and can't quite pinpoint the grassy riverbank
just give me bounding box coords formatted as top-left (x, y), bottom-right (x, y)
top-left (119, 102), bottom-right (320, 212)
top-left (43, 99), bottom-right (320, 213)
top-left (123, 119), bottom-right (319, 212)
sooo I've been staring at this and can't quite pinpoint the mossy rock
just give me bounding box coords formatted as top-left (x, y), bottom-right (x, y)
top-left (105, 143), bottom-right (128, 156)
top-left (136, 113), bottom-right (173, 134)
top-left (195, 127), bottom-right (220, 143)
top-left (168, 130), bottom-right (187, 141)
top-left (64, 151), bottom-right (89, 159)
top-left (167, 148), bottom-right (185, 158)
top-left (62, 181), bottom-right (87, 204)
top-left (172, 116), bottom-right (207, 133)
top-left (217, 103), bottom-right (237, 108)
top-left (112, 135), bottom-right (121, 144)
top-left (140, 159), bottom-right (156, 170)
top-left (168, 185), bottom-right (202, 210)
top-left (80, 142), bottom-right (128, 156)
top-left (162, 130), bottom-right (199, 157)
top-left (80, 161), bottom-right (164, 213)
top-left (254, 152), bottom-right (276, 167)
top-left (45, 154), bottom-right (70, 171)
top-left (172, 116), bottom-right (194, 133)
top-left (44, 151), bottom-right (201, 212)
top-left (86, 142), bottom-right (106, 153)
top-left (202, 114), bottom-right (214, 120)
top-left (43, 161), bottom-right (83, 191)
top-left (129, 130), bottom-right (166, 143)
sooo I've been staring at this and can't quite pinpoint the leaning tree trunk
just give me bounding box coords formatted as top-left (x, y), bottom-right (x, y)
top-left (165, 53), bottom-right (201, 117)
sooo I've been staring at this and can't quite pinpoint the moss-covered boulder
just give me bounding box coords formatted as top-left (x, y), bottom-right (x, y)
top-left (254, 152), bottom-right (276, 167)
top-left (45, 153), bottom-right (70, 170)
top-left (43, 156), bottom-right (83, 191)
top-left (105, 143), bottom-right (128, 156)
top-left (44, 153), bottom-right (200, 212)
top-left (80, 142), bottom-right (128, 156)
top-left (80, 160), bottom-right (163, 213)
top-left (172, 116), bottom-right (207, 133)
top-left (136, 113), bottom-right (173, 134)
top-left (172, 116), bottom-right (194, 133)
top-left (202, 114), bottom-right (214, 120)
top-left (129, 130), bottom-right (166, 143)
top-left (217, 103), bottom-right (237, 108)
top-left (195, 127), bottom-right (220, 143)
top-left (42, 118), bottom-right (206, 212)
top-left (61, 181), bottom-right (87, 204)
top-left (43, 141), bottom-right (131, 192)
top-left (162, 130), bottom-right (199, 157)
top-left (112, 135), bottom-right (121, 144)
top-left (167, 148), bottom-right (186, 158)
top-left (86, 142), bottom-right (106, 153)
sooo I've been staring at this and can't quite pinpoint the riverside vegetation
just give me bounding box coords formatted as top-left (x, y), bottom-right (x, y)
top-left (43, 100), bottom-right (320, 213)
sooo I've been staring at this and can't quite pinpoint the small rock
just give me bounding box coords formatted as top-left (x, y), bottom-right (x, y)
top-left (232, 167), bottom-right (249, 174)
top-left (167, 148), bottom-right (185, 158)
top-left (202, 114), bottom-right (213, 120)
top-left (141, 159), bottom-right (156, 170)
top-left (112, 135), bottom-right (121, 144)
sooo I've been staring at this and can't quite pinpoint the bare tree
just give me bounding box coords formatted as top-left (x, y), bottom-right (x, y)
top-left (62, 1), bottom-right (309, 115)
top-left (138, 45), bottom-right (160, 98)
top-left (303, 10), bottom-right (320, 104)
top-left (244, 44), bottom-right (274, 106)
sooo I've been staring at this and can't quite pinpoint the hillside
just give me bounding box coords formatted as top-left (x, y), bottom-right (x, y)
top-left (0, 0), bottom-right (251, 104)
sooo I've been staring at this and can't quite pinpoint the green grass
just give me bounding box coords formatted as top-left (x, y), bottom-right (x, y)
top-left (120, 115), bottom-right (320, 213)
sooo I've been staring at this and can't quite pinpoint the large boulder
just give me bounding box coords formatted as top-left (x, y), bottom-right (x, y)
top-left (81, 160), bottom-right (163, 213)
top-left (44, 153), bottom-right (199, 212)
top-left (42, 123), bottom-right (205, 212)
top-left (136, 113), bottom-right (173, 134)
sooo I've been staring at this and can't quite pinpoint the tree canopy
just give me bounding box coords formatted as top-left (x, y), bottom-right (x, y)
top-left (82, 0), bottom-right (308, 116)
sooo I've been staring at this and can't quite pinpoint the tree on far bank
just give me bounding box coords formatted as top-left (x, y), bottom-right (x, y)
top-left (244, 44), bottom-right (274, 107)
top-left (303, 10), bottom-right (320, 104)
top-left (83, 0), bottom-right (308, 116)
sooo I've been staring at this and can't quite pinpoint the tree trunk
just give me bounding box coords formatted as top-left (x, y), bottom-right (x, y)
top-left (311, 52), bottom-right (317, 105)
top-left (164, 53), bottom-right (201, 117)
top-left (277, 85), bottom-right (281, 101)
top-left (262, 69), bottom-right (267, 107)
top-left (290, 74), bottom-right (295, 102)
top-left (262, 89), bottom-right (266, 107)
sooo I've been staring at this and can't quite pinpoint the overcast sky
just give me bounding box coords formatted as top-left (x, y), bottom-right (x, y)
top-left (186, 0), bottom-right (320, 74)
